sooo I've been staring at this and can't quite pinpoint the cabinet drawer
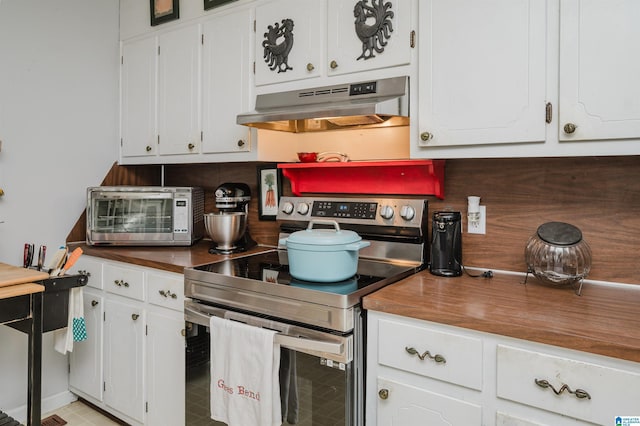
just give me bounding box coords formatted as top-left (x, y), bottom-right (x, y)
top-left (103, 263), bottom-right (145, 301)
top-left (147, 271), bottom-right (184, 311)
top-left (377, 318), bottom-right (483, 390)
top-left (70, 256), bottom-right (103, 289)
top-left (497, 344), bottom-right (640, 425)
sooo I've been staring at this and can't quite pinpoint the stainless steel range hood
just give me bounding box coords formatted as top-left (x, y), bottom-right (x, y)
top-left (237, 76), bottom-right (409, 133)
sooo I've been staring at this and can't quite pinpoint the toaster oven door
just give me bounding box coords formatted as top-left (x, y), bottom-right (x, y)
top-left (88, 191), bottom-right (175, 244)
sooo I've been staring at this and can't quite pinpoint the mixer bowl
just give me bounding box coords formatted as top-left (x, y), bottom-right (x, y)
top-left (204, 212), bottom-right (247, 250)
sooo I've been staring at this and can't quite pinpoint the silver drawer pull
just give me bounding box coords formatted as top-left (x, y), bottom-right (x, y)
top-left (405, 346), bottom-right (446, 364)
top-left (159, 290), bottom-right (177, 299)
top-left (114, 279), bottom-right (129, 287)
top-left (534, 378), bottom-right (591, 400)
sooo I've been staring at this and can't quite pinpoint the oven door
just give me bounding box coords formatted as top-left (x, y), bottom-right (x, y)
top-left (185, 300), bottom-right (362, 426)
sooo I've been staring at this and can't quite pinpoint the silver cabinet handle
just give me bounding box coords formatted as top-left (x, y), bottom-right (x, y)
top-left (306, 63), bottom-right (314, 72)
top-left (405, 346), bottom-right (446, 364)
top-left (131, 313), bottom-right (140, 321)
top-left (420, 132), bottom-right (434, 142)
top-left (378, 388), bottom-right (389, 400)
top-left (187, 143), bottom-right (195, 150)
top-left (114, 279), bottom-right (129, 287)
top-left (534, 378), bottom-right (591, 400)
top-left (330, 60), bottom-right (338, 69)
top-left (237, 140), bottom-right (245, 147)
top-left (91, 300), bottom-right (99, 307)
top-left (159, 290), bottom-right (177, 299)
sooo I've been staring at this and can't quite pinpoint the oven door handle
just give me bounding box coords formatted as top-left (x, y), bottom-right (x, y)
top-left (273, 333), bottom-right (343, 356)
top-left (185, 301), bottom-right (352, 363)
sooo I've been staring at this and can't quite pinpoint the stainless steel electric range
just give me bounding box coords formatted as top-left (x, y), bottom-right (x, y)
top-left (184, 196), bottom-right (428, 426)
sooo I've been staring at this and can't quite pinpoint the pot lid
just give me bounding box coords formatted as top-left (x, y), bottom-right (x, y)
top-left (287, 220), bottom-right (361, 246)
top-left (537, 222), bottom-right (583, 245)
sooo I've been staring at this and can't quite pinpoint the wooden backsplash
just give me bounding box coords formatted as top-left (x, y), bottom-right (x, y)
top-left (68, 156), bottom-right (640, 285)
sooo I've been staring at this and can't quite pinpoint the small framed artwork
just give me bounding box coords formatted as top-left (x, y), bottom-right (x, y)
top-left (150, 0), bottom-right (179, 26)
top-left (204, 0), bottom-right (238, 11)
top-left (257, 164), bottom-right (282, 221)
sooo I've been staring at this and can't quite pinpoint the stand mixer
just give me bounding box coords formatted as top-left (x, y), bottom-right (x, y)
top-left (205, 183), bottom-right (256, 254)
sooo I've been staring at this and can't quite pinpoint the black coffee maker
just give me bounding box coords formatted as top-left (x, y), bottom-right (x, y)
top-left (429, 211), bottom-right (462, 276)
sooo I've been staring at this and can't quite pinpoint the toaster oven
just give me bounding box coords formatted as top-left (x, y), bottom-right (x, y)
top-left (86, 186), bottom-right (204, 246)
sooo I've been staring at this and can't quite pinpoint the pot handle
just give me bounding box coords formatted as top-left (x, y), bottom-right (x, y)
top-left (307, 219), bottom-right (341, 232)
top-left (344, 240), bottom-right (371, 251)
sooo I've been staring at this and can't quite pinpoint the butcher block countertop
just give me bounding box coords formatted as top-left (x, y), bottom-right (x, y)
top-left (0, 263), bottom-right (48, 298)
top-left (363, 270), bottom-right (640, 363)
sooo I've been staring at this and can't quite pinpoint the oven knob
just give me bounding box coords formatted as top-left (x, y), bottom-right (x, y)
top-left (379, 205), bottom-right (395, 220)
top-left (296, 203), bottom-right (310, 215)
top-left (281, 201), bottom-right (295, 215)
top-left (400, 205), bottom-right (416, 221)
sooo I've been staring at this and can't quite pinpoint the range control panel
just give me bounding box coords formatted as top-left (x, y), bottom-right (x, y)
top-left (277, 196), bottom-right (427, 228)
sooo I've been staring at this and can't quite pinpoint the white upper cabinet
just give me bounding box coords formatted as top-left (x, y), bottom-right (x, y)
top-left (417, 0), bottom-right (547, 148)
top-left (559, 0), bottom-right (640, 142)
top-left (254, 0), bottom-right (415, 86)
top-left (202, 8), bottom-right (253, 154)
top-left (254, 0), bottom-right (325, 86)
top-left (327, 0), bottom-right (414, 77)
top-left (157, 25), bottom-right (201, 156)
top-left (121, 37), bottom-right (157, 157)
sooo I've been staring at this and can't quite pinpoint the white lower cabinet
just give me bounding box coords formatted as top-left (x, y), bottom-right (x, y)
top-left (69, 256), bottom-right (185, 426)
top-left (69, 288), bottom-right (104, 402)
top-left (367, 311), bottom-right (640, 426)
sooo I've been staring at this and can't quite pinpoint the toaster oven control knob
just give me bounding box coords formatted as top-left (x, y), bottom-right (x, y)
top-left (379, 205), bottom-right (395, 220)
top-left (400, 205), bottom-right (415, 221)
top-left (281, 201), bottom-right (295, 215)
top-left (296, 203), bottom-right (310, 215)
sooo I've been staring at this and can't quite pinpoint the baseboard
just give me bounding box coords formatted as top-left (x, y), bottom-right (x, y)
top-left (6, 390), bottom-right (77, 423)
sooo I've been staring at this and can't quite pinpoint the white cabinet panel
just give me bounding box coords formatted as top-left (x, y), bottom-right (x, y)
top-left (418, 0), bottom-right (546, 147)
top-left (497, 344), bottom-right (640, 426)
top-left (157, 25), bottom-right (201, 155)
top-left (70, 256), bottom-right (104, 290)
top-left (378, 317), bottom-right (483, 390)
top-left (376, 377), bottom-right (482, 426)
top-left (327, 0), bottom-right (414, 77)
top-left (69, 288), bottom-right (104, 402)
top-left (559, 0), bottom-right (640, 141)
top-left (103, 262), bottom-right (145, 301)
top-left (147, 270), bottom-right (184, 312)
top-left (103, 297), bottom-right (145, 423)
top-left (121, 37), bottom-right (157, 157)
top-left (202, 8), bottom-right (252, 154)
top-left (254, 0), bottom-right (325, 85)
top-left (146, 309), bottom-right (185, 426)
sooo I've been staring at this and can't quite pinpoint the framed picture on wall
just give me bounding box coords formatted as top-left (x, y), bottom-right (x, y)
top-left (204, 0), bottom-right (238, 11)
top-left (257, 165), bottom-right (282, 221)
top-left (150, 0), bottom-right (179, 26)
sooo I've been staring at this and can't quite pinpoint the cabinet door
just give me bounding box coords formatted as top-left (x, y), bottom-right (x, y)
top-left (376, 377), bottom-right (482, 425)
top-left (418, 0), bottom-right (546, 147)
top-left (146, 309), bottom-right (185, 426)
top-left (202, 8), bottom-right (252, 154)
top-left (559, 0), bottom-right (640, 141)
top-left (103, 297), bottom-right (145, 423)
top-left (327, 0), bottom-right (414, 77)
top-left (158, 25), bottom-right (201, 155)
top-left (121, 36), bottom-right (157, 157)
top-left (69, 289), bottom-right (104, 402)
top-left (254, 0), bottom-right (325, 86)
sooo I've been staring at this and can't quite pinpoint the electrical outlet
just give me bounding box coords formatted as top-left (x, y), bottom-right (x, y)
top-left (467, 205), bottom-right (486, 234)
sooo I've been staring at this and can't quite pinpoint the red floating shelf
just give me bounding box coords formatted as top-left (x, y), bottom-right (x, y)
top-left (278, 160), bottom-right (445, 199)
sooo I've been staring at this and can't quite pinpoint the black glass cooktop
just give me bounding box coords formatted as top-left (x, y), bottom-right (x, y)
top-left (194, 250), bottom-right (412, 295)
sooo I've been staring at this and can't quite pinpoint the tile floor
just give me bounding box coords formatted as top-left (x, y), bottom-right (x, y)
top-left (42, 400), bottom-right (123, 426)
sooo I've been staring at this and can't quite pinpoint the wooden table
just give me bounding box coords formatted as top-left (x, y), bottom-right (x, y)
top-left (0, 263), bottom-right (49, 426)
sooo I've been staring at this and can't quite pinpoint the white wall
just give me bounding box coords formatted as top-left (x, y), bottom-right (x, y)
top-left (0, 0), bottom-right (119, 417)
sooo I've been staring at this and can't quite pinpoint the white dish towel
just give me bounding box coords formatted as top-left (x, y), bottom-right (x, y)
top-left (53, 287), bottom-right (87, 355)
top-left (210, 316), bottom-right (281, 426)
